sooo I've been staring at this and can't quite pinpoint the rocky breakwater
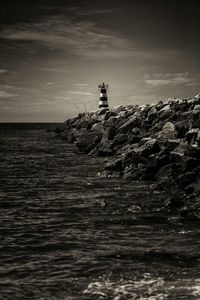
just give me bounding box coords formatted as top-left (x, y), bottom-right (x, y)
top-left (56, 96), bottom-right (200, 220)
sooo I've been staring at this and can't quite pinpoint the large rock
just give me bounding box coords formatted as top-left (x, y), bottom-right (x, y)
top-left (185, 128), bottom-right (199, 144)
top-left (118, 116), bottom-right (141, 133)
top-left (175, 120), bottom-right (190, 138)
top-left (101, 127), bottom-right (115, 145)
top-left (105, 157), bottom-right (123, 171)
top-left (180, 191), bottom-right (200, 220)
top-left (157, 122), bottom-right (176, 141)
top-left (111, 134), bottom-right (129, 148)
top-left (76, 131), bottom-right (101, 154)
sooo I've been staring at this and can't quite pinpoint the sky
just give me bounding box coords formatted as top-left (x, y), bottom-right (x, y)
top-left (0, 0), bottom-right (199, 122)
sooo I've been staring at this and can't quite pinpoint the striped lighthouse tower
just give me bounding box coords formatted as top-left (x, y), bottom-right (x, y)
top-left (98, 82), bottom-right (109, 109)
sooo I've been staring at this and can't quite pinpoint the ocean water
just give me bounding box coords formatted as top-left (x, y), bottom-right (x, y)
top-left (0, 123), bottom-right (200, 300)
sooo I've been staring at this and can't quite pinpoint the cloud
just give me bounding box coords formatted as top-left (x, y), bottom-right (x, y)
top-left (0, 84), bottom-right (39, 93)
top-left (67, 91), bottom-right (94, 96)
top-left (145, 72), bottom-right (198, 87)
top-left (0, 91), bottom-right (19, 98)
top-left (36, 68), bottom-right (71, 73)
top-left (76, 8), bottom-right (117, 16)
top-left (75, 83), bottom-right (89, 87)
top-left (0, 16), bottom-right (135, 59)
top-left (54, 96), bottom-right (70, 101)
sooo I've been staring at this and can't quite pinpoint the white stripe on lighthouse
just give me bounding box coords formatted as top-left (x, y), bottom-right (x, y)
top-left (99, 100), bottom-right (108, 105)
top-left (100, 93), bottom-right (107, 98)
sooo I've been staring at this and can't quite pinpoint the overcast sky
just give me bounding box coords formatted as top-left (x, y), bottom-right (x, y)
top-left (0, 0), bottom-right (199, 122)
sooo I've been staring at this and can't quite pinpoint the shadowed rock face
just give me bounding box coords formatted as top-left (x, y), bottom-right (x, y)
top-left (57, 96), bottom-right (200, 220)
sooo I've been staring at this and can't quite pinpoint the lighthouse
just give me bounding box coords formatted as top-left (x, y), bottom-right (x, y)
top-left (98, 82), bottom-right (109, 109)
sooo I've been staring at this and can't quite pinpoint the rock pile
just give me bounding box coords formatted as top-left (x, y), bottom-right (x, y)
top-left (56, 96), bottom-right (200, 219)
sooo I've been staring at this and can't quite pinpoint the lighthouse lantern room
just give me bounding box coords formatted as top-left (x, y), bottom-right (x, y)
top-left (98, 82), bottom-right (109, 109)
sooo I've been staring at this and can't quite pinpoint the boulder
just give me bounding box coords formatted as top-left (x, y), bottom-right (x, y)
top-left (55, 125), bottom-right (65, 134)
top-left (104, 110), bottom-right (117, 120)
top-left (101, 127), bottom-right (115, 145)
top-left (175, 120), bottom-right (190, 138)
top-left (194, 105), bottom-right (200, 110)
top-left (137, 138), bottom-right (160, 158)
top-left (180, 191), bottom-right (200, 220)
top-left (111, 134), bottom-right (129, 148)
top-left (105, 116), bottom-right (122, 130)
top-left (97, 108), bottom-right (108, 115)
top-left (191, 110), bottom-right (200, 128)
top-left (166, 139), bottom-right (180, 151)
top-left (185, 128), bottom-right (199, 144)
top-left (91, 122), bottom-right (104, 132)
top-left (147, 107), bottom-right (157, 122)
top-left (97, 143), bottom-right (114, 156)
top-left (184, 157), bottom-right (200, 171)
top-left (62, 131), bottom-right (75, 143)
top-left (76, 131), bottom-right (101, 154)
top-left (158, 105), bottom-right (172, 120)
top-left (174, 140), bottom-right (190, 155)
top-left (177, 171), bottom-right (198, 188)
top-left (123, 165), bottom-right (141, 180)
top-left (196, 131), bottom-right (200, 146)
top-left (129, 134), bottom-right (142, 144)
top-left (105, 157), bottom-right (123, 171)
top-left (118, 116), bottom-right (141, 133)
top-left (157, 122), bottom-right (176, 140)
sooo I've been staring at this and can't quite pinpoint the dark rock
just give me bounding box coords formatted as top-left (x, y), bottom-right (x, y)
top-left (157, 122), bottom-right (176, 141)
top-left (166, 139), bottom-right (180, 151)
top-left (62, 131), bottom-right (75, 143)
top-left (123, 165), bottom-right (140, 180)
top-left (177, 171), bottom-right (198, 188)
top-left (184, 157), bottom-right (200, 171)
top-left (137, 139), bottom-right (160, 158)
top-left (158, 105), bottom-right (172, 120)
top-left (180, 190), bottom-right (200, 220)
top-left (111, 134), bottom-right (129, 148)
top-left (132, 127), bottom-right (141, 135)
top-left (101, 127), bottom-right (115, 145)
top-left (98, 108), bottom-right (108, 115)
top-left (97, 144), bottom-right (114, 156)
top-left (91, 122), bottom-right (104, 133)
top-left (76, 131), bottom-right (101, 154)
top-left (105, 116), bottom-right (122, 131)
top-left (173, 140), bottom-right (190, 155)
top-left (122, 149), bottom-right (147, 168)
top-left (55, 125), bottom-right (65, 134)
top-left (157, 176), bottom-right (179, 193)
top-left (104, 110), bottom-right (117, 120)
top-left (105, 157), bottom-right (123, 171)
top-left (170, 151), bottom-right (184, 164)
top-left (142, 152), bottom-right (171, 180)
top-left (186, 144), bottom-right (200, 158)
top-left (147, 107), bottom-right (157, 122)
top-left (129, 135), bottom-right (142, 144)
top-left (118, 117), bottom-right (141, 133)
top-left (175, 121), bottom-right (190, 138)
top-left (155, 164), bottom-right (174, 180)
top-left (197, 131), bottom-right (200, 146)
top-left (185, 129), bottom-right (199, 144)
top-left (191, 110), bottom-right (200, 128)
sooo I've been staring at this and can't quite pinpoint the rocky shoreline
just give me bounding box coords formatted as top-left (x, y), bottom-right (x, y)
top-left (56, 96), bottom-right (200, 220)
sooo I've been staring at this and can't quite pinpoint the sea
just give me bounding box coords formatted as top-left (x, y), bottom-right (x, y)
top-left (0, 123), bottom-right (200, 300)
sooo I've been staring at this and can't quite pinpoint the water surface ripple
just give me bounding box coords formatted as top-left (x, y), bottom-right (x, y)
top-left (0, 124), bottom-right (200, 299)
